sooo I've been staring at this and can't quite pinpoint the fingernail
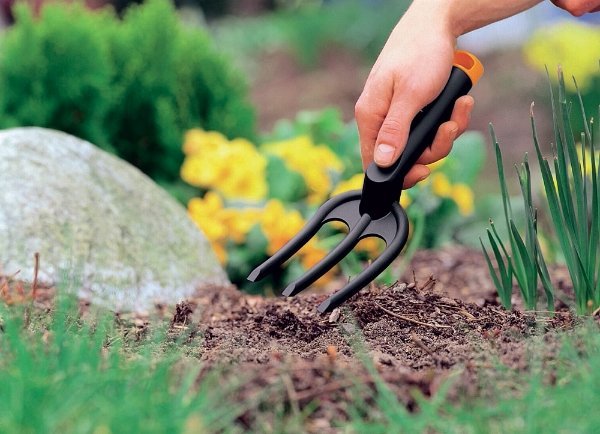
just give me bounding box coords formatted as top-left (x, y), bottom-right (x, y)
top-left (418, 173), bottom-right (429, 182)
top-left (450, 127), bottom-right (459, 140)
top-left (374, 143), bottom-right (395, 165)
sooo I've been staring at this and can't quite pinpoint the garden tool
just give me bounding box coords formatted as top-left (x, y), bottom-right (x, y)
top-left (248, 50), bottom-right (484, 313)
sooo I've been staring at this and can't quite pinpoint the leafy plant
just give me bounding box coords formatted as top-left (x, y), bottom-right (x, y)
top-left (0, 0), bottom-right (255, 184)
top-left (482, 68), bottom-right (599, 313)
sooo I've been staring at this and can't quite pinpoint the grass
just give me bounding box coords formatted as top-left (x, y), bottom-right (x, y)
top-left (2, 289), bottom-right (600, 433)
top-left (0, 294), bottom-right (239, 434)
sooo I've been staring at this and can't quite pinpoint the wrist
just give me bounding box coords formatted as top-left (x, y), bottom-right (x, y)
top-left (403, 0), bottom-right (457, 39)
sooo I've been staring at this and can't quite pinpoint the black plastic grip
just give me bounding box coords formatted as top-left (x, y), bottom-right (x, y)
top-left (358, 67), bottom-right (473, 220)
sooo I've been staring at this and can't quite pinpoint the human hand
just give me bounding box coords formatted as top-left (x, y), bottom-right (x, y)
top-left (355, 2), bottom-right (474, 189)
top-left (550, 0), bottom-right (600, 15)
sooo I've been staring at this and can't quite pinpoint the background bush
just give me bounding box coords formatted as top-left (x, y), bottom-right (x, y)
top-left (0, 0), bottom-right (255, 185)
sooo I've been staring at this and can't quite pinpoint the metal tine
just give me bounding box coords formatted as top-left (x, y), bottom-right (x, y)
top-left (247, 191), bottom-right (359, 282)
top-left (317, 204), bottom-right (408, 313)
top-left (282, 214), bottom-right (372, 297)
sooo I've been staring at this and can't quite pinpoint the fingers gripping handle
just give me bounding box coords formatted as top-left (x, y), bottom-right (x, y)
top-left (359, 51), bottom-right (483, 220)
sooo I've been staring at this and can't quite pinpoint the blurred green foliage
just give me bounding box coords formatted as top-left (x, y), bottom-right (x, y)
top-left (0, 0), bottom-right (255, 184)
top-left (213, 0), bottom-right (411, 68)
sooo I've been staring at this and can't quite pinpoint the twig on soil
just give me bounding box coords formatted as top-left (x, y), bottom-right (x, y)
top-left (410, 333), bottom-right (441, 366)
top-left (32, 252), bottom-right (40, 299)
top-left (437, 303), bottom-right (482, 322)
top-left (419, 276), bottom-right (437, 292)
top-left (374, 302), bottom-right (451, 329)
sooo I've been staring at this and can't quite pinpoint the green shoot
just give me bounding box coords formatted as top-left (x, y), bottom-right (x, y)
top-left (481, 126), bottom-right (554, 311)
top-left (531, 68), bottom-right (599, 314)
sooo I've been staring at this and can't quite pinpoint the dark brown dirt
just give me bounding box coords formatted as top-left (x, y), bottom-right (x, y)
top-left (1, 246), bottom-right (583, 433)
top-left (163, 245), bottom-right (581, 431)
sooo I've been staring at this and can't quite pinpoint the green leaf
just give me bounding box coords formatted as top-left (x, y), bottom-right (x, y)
top-left (481, 232), bottom-right (512, 309)
top-left (265, 154), bottom-right (308, 202)
top-left (439, 131), bottom-right (486, 185)
top-left (510, 220), bottom-right (537, 310)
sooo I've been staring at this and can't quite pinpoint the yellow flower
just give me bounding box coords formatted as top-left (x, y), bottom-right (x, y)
top-left (260, 200), bottom-right (306, 255)
top-left (450, 183), bottom-right (474, 215)
top-left (298, 241), bottom-right (337, 287)
top-left (187, 193), bottom-right (230, 262)
top-left (212, 242), bottom-right (228, 264)
top-left (331, 173), bottom-right (363, 196)
top-left (187, 193), bottom-right (227, 240)
top-left (181, 130), bottom-right (267, 201)
top-left (263, 136), bottom-right (343, 204)
top-left (220, 207), bottom-right (262, 244)
top-left (524, 22), bottom-right (600, 91)
top-left (183, 129), bottom-right (228, 155)
top-left (431, 173), bottom-right (452, 197)
top-left (355, 237), bottom-right (384, 256)
top-left (400, 193), bottom-right (411, 208)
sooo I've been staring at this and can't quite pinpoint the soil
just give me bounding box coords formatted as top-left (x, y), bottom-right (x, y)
top-left (0, 246), bottom-right (587, 432)
top-left (170, 247), bottom-right (577, 431)
top-left (173, 248), bottom-right (577, 431)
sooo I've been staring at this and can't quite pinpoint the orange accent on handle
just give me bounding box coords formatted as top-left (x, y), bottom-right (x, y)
top-left (453, 50), bottom-right (484, 85)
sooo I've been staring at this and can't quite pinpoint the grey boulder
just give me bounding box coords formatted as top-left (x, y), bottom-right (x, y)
top-left (0, 127), bottom-right (228, 311)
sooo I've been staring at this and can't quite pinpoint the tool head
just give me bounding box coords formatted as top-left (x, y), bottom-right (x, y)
top-left (248, 189), bottom-right (409, 313)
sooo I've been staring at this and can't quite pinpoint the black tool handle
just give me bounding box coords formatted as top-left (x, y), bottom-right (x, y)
top-left (359, 53), bottom-right (482, 220)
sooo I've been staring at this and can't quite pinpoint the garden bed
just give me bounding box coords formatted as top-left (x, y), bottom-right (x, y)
top-left (1, 245), bottom-right (595, 432)
top-left (145, 247), bottom-right (577, 431)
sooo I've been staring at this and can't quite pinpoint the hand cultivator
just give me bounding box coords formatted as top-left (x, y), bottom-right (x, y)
top-left (248, 51), bottom-right (484, 313)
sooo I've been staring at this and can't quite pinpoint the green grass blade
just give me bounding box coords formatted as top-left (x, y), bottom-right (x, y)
top-left (490, 125), bottom-right (529, 301)
top-left (535, 237), bottom-right (555, 312)
top-left (488, 226), bottom-right (514, 304)
top-left (480, 235), bottom-right (511, 309)
top-left (490, 124), bottom-right (513, 224)
top-left (573, 76), bottom-right (592, 145)
top-left (559, 71), bottom-right (587, 254)
top-left (591, 118), bottom-right (600, 304)
top-left (509, 220), bottom-right (537, 309)
top-left (490, 219), bottom-right (511, 260)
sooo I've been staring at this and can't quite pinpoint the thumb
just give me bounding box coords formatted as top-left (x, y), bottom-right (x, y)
top-left (373, 99), bottom-right (420, 167)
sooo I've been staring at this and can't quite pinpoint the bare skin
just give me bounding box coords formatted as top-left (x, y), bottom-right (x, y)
top-left (357, 0), bottom-right (600, 189)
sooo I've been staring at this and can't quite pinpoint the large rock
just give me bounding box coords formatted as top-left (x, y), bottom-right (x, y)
top-left (0, 127), bottom-right (228, 311)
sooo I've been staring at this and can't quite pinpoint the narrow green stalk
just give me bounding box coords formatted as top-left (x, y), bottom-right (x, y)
top-left (482, 125), bottom-right (552, 310)
top-left (480, 221), bottom-right (513, 308)
top-left (529, 68), bottom-right (599, 314)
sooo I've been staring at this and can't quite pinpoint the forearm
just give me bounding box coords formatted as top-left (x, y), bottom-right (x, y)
top-left (407, 0), bottom-right (543, 37)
